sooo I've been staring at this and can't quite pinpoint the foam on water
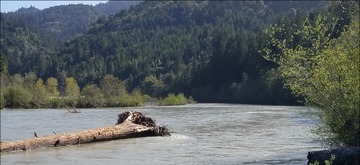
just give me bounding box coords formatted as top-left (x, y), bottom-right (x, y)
top-left (168, 133), bottom-right (192, 139)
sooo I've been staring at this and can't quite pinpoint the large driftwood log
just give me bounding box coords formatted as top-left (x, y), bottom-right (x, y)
top-left (1, 111), bottom-right (169, 152)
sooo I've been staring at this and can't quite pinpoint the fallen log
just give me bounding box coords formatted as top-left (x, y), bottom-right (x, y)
top-left (1, 111), bottom-right (170, 152)
top-left (307, 147), bottom-right (360, 165)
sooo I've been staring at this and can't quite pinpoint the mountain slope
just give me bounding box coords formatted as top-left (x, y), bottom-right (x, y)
top-left (2, 1), bottom-right (140, 51)
top-left (55, 1), bottom-right (326, 104)
top-left (1, 1), bottom-right (139, 77)
top-left (0, 13), bottom-right (51, 76)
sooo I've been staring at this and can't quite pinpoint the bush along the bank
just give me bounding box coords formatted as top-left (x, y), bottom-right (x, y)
top-left (0, 72), bottom-right (195, 109)
top-left (159, 93), bottom-right (195, 106)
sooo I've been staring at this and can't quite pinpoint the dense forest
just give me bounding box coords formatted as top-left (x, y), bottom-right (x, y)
top-left (55, 1), bottom-right (326, 104)
top-left (0, 1), bottom-right (139, 76)
top-left (2, 1), bottom-right (140, 51)
top-left (1, 1), bottom-right (333, 106)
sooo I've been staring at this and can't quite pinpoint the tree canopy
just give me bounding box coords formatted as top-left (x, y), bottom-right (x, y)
top-left (263, 1), bottom-right (359, 147)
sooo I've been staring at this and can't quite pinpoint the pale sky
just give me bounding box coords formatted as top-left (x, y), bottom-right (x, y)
top-left (1, 1), bottom-right (108, 13)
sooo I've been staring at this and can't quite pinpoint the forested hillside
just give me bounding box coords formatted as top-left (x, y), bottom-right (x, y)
top-left (0, 1), bottom-right (139, 77)
top-left (1, 1), bottom-right (330, 105)
top-left (2, 1), bottom-right (140, 51)
top-left (55, 1), bottom-right (326, 104)
top-left (0, 13), bottom-right (51, 77)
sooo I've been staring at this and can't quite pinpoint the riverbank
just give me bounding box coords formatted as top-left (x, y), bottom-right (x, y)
top-left (0, 92), bottom-right (195, 109)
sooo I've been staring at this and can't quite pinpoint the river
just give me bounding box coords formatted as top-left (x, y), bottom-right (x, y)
top-left (1, 104), bottom-right (324, 165)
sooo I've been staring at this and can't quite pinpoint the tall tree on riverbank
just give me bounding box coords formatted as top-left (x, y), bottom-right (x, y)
top-left (46, 77), bottom-right (60, 97)
top-left (65, 77), bottom-right (80, 107)
top-left (0, 54), bottom-right (8, 108)
top-left (263, 1), bottom-right (359, 147)
top-left (32, 78), bottom-right (49, 107)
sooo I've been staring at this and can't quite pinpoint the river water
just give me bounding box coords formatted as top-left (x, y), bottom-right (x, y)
top-left (1, 104), bottom-right (324, 165)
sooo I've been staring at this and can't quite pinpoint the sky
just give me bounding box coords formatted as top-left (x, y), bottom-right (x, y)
top-left (1, 1), bottom-right (108, 13)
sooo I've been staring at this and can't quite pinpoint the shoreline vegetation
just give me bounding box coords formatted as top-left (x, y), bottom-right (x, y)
top-left (0, 73), bottom-right (195, 109)
top-left (263, 1), bottom-right (359, 147)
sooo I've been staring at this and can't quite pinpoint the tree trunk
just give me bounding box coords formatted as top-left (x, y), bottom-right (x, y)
top-left (1, 111), bottom-right (169, 152)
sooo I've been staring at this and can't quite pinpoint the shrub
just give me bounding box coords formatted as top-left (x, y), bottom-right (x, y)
top-left (159, 93), bottom-right (193, 106)
top-left (4, 86), bottom-right (32, 108)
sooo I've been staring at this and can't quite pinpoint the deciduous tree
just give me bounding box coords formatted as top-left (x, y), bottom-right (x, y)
top-left (263, 3), bottom-right (359, 146)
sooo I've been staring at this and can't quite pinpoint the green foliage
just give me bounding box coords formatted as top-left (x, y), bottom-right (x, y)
top-left (65, 77), bottom-right (80, 107)
top-left (0, 53), bottom-right (8, 109)
top-left (114, 95), bottom-right (142, 107)
top-left (103, 95), bottom-right (141, 107)
top-left (99, 74), bottom-right (127, 98)
top-left (159, 93), bottom-right (193, 106)
top-left (263, 2), bottom-right (359, 146)
top-left (0, 16), bottom-right (52, 76)
top-left (56, 1), bottom-right (324, 104)
top-left (4, 85), bottom-right (32, 108)
top-left (1, 73), bottom-right (153, 108)
top-left (0, 53), bottom-right (7, 74)
top-left (324, 154), bottom-right (336, 165)
top-left (0, 1), bottom-right (136, 80)
top-left (46, 77), bottom-right (60, 97)
top-left (140, 75), bottom-right (166, 97)
top-left (0, 80), bottom-right (6, 109)
top-left (31, 78), bottom-right (49, 108)
top-left (79, 84), bottom-right (104, 108)
top-left (47, 97), bottom-right (66, 108)
top-left (0, 91), bottom-right (4, 109)
top-left (65, 77), bottom-right (80, 97)
top-left (2, 2), bottom-right (137, 51)
top-left (309, 155), bottom-right (336, 165)
top-left (312, 19), bottom-right (359, 147)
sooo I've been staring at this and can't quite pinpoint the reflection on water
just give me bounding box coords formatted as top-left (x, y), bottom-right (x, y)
top-left (1, 104), bottom-right (323, 165)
